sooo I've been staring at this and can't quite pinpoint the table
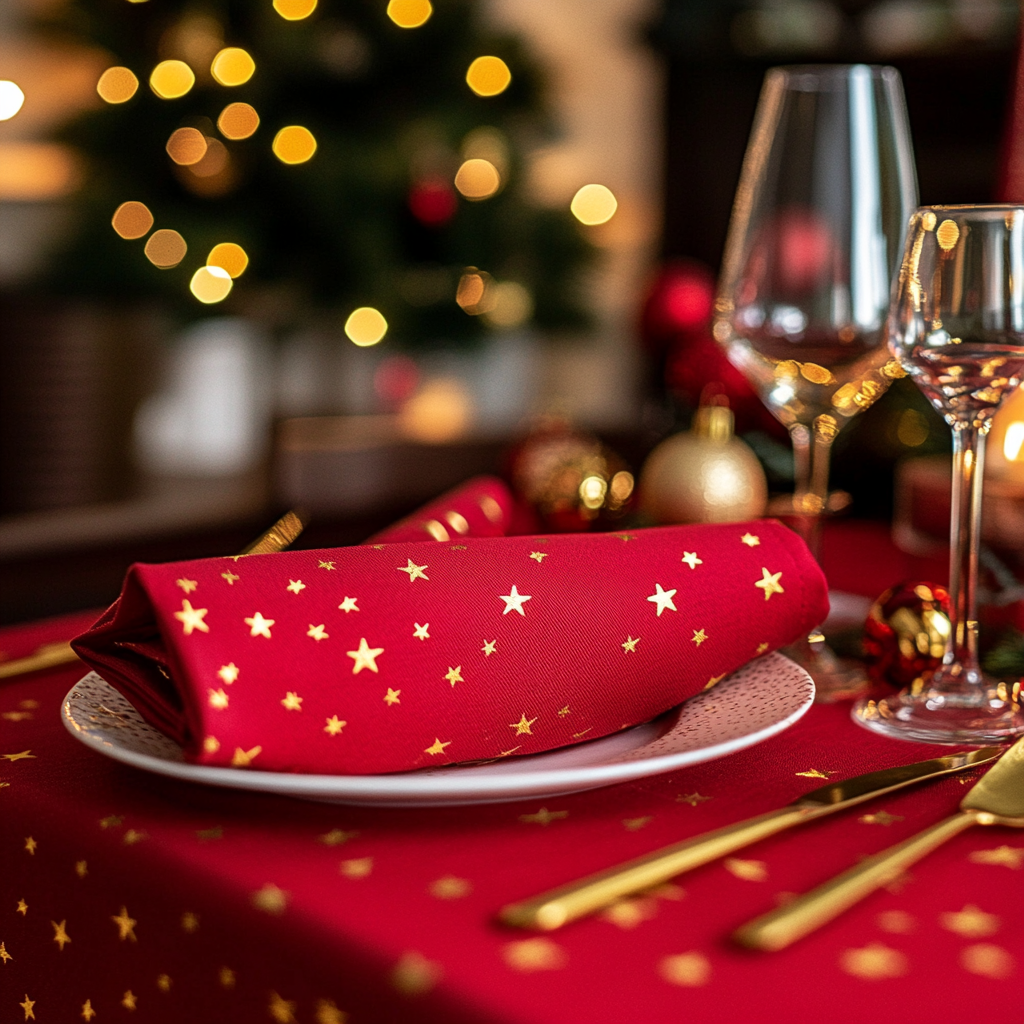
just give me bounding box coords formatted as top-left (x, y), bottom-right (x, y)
top-left (1, 524), bottom-right (1020, 1024)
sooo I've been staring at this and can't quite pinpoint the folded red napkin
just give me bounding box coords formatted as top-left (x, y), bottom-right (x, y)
top-left (72, 520), bottom-right (827, 775)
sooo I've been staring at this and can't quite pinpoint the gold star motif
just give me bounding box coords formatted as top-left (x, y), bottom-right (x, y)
top-left (0, 941), bottom-right (11, 964)
top-left (444, 665), bottom-right (464, 687)
top-left (940, 904), bottom-right (1000, 938)
top-left (755, 567), bottom-right (785, 600)
top-left (319, 829), bottom-right (359, 846)
top-left (796, 768), bottom-right (834, 779)
top-left (529, 551), bottom-right (548, 562)
top-left (123, 828), bottom-right (147, 845)
top-left (75, 860), bottom-right (87, 878)
top-left (741, 532), bottom-right (760, 547)
top-left (111, 906), bottom-right (137, 941)
top-left (319, 561), bottom-right (336, 571)
top-left (704, 673), bottom-right (726, 690)
top-left (176, 578), bottom-right (198, 594)
top-left (502, 937), bottom-right (567, 971)
top-left (220, 966), bottom-right (236, 989)
top-left (269, 991), bottom-right (297, 1023)
top-left (286, 579), bottom-right (306, 594)
top-left (181, 911), bottom-right (199, 932)
top-left (623, 816), bottom-right (652, 831)
top-left (969, 845), bottom-right (1024, 869)
top-left (314, 999), bottom-right (347, 1024)
top-left (203, 736), bottom-right (220, 754)
top-left (281, 691), bottom-right (303, 711)
top-left (307, 623), bottom-right (329, 641)
top-left (398, 559), bottom-right (429, 581)
top-left (519, 807), bottom-right (567, 825)
top-left (681, 552), bottom-right (702, 569)
top-left (391, 951), bottom-right (442, 996)
top-left (960, 943), bottom-right (1015, 979)
top-left (425, 737), bottom-right (452, 756)
top-left (338, 596), bottom-right (359, 612)
top-left (324, 716), bottom-right (346, 735)
top-left (622, 636), bottom-right (640, 652)
top-left (724, 857), bottom-right (767, 882)
top-left (244, 611), bottom-right (274, 638)
top-left (510, 714), bottom-right (537, 735)
top-left (347, 637), bottom-right (383, 674)
top-left (221, 571), bottom-right (240, 585)
top-left (876, 909), bottom-right (916, 934)
top-left (413, 622), bottom-right (430, 640)
top-left (659, 951), bottom-right (711, 987)
top-left (839, 942), bottom-right (908, 980)
top-left (691, 628), bottom-right (708, 646)
top-left (647, 583), bottom-right (677, 616)
top-left (430, 875), bottom-right (472, 899)
top-left (677, 792), bottom-right (711, 805)
top-left (557, 705), bottom-right (570, 716)
top-left (384, 688), bottom-right (401, 705)
top-left (208, 688), bottom-right (229, 710)
top-left (500, 585), bottom-right (532, 615)
top-left (24, 837), bottom-right (36, 855)
top-left (2, 750), bottom-right (34, 762)
top-left (121, 990), bottom-right (137, 1010)
top-left (81, 999), bottom-right (96, 1020)
top-left (218, 662), bottom-right (239, 685)
top-left (2, 712), bottom-right (32, 721)
top-left (174, 600), bottom-right (209, 635)
top-left (251, 884), bottom-right (288, 914)
top-left (99, 815), bottom-right (123, 829)
top-left (756, 641), bottom-right (770, 654)
top-left (482, 639), bottom-right (497, 656)
top-left (17, 899), bottom-right (28, 914)
top-left (340, 857), bottom-right (373, 879)
top-left (860, 810), bottom-right (904, 826)
top-left (231, 745), bottom-right (262, 767)
top-left (51, 919), bottom-right (71, 950)
top-left (20, 994), bottom-right (35, 1020)
top-left (157, 974), bottom-right (172, 992)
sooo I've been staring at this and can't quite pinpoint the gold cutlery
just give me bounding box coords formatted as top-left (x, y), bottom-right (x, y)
top-left (499, 746), bottom-right (1002, 931)
top-left (0, 508), bottom-right (308, 681)
top-left (735, 735), bottom-right (1024, 951)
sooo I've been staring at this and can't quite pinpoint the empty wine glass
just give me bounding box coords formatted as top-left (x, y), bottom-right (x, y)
top-left (854, 206), bottom-right (1024, 743)
top-left (715, 64), bottom-right (919, 699)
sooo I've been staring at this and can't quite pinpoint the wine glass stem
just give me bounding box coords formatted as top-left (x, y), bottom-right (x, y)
top-left (788, 422), bottom-right (834, 561)
top-left (946, 424), bottom-right (986, 681)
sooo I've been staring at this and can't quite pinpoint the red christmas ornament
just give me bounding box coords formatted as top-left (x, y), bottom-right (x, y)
top-left (408, 176), bottom-right (457, 226)
top-left (863, 581), bottom-right (952, 689)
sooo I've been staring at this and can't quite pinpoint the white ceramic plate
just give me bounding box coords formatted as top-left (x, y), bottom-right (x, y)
top-left (62, 653), bottom-right (813, 807)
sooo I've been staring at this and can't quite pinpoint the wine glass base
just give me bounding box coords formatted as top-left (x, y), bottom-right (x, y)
top-left (783, 635), bottom-right (871, 703)
top-left (852, 685), bottom-right (1024, 745)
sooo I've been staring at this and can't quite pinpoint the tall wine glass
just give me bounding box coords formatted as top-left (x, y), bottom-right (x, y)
top-left (715, 64), bottom-right (919, 700)
top-left (853, 206), bottom-right (1024, 743)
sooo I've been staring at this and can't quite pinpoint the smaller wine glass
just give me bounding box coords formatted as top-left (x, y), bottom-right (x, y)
top-left (853, 205), bottom-right (1024, 744)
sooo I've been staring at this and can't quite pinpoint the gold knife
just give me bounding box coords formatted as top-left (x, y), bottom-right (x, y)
top-left (0, 508), bottom-right (308, 681)
top-left (499, 746), bottom-right (1003, 931)
top-left (734, 734), bottom-right (1024, 951)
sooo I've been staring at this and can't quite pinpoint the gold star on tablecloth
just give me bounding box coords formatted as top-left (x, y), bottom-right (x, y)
top-left (347, 638), bottom-right (383, 674)
top-left (218, 663), bottom-right (239, 685)
top-left (510, 714), bottom-right (537, 735)
top-left (659, 952), bottom-right (711, 987)
top-left (221, 571), bottom-right (240, 585)
top-left (681, 552), bottom-right (702, 569)
top-left (16, 899), bottom-right (27, 915)
top-left (677, 792), bottom-right (711, 805)
top-left (623, 816), bottom-right (652, 831)
top-left (339, 597), bottom-right (359, 613)
top-left (557, 705), bottom-right (570, 716)
top-left (755, 568), bottom-right (784, 600)
top-left (482, 639), bottom-right (497, 656)
top-left (429, 876), bottom-right (472, 899)
top-left (269, 991), bottom-right (297, 1023)
top-left (384, 688), bottom-right (401, 705)
top-left (0, 941), bottom-right (11, 964)
top-left (175, 600), bottom-right (209, 636)
top-left (123, 829), bottom-right (147, 845)
top-left (692, 628), bottom-right (708, 646)
top-left (940, 904), bottom-right (1000, 938)
top-left (181, 912), bottom-right (199, 933)
top-left (530, 551), bottom-right (548, 562)
top-left (287, 580), bottom-right (306, 594)
top-left (24, 837), bottom-right (36, 855)
top-left (99, 815), bottom-right (123, 829)
top-left (860, 810), bottom-right (904, 826)
top-left (741, 533), bottom-right (760, 547)
top-left (111, 906), bottom-right (137, 941)
top-left (281, 692), bottom-right (303, 711)
top-left (81, 999), bottom-right (96, 1020)
top-left (398, 559), bottom-right (429, 581)
top-left (251, 884), bottom-right (288, 914)
top-left (20, 994), bottom-right (35, 1020)
top-left (413, 623), bottom-right (430, 640)
top-left (969, 845), bottom-right (1024, 869)
top-left (704, 673), bottom-right (726, 690)
top-left (839, 942), bottom-right (907, 979)
top-left (876, 909), bottom-right (916, 934)
top-left (318, 829), bottom-right (359, 846)
top-left (176, 578), bottom-right (197, 594)
top-left (307, 624), bottom-right (329, 641)
top-left (796, 768), bottom-right (834, 779)
top-left (391, 951), bottom-right (442, 995)
top-left (622, 636), bottom-right (640, 652)
top-left (647, 584), bottom-right (677, 616)
top-left (319, 561), bottom-right (336, 571)
top-left (445, 666), bottom-right (464, 687)
top-left (756, 642), bottom-right (770, 654)
top-left (519, 807), bottom-right (567, 825)
top-left (425, 738), bottom-right (452, 755)
top-left (219, 967), bottom-right (236, 988)
top-left (314, 999), bottom-right (346, 1024)
top-left (231, 745), bottom-right (262, 767)
top-left (121, 991), bottom-right (137, 1010)
top-left (724, 858), bottom-right (767, 882)
top-left (340, 857), bottom-right (373, 878)
top-left (2, 750), bottom-right (34, 762)
top-left (500, 585), bottom-right (531, 615)
top-left (502, 937), bottom-right (567, 971)
top-left (75, 860), bottom-right (87, 878)
top-left (203, 737), bottom-right (220, 753)
top-left (960, 943), bottom-right (1015, 979)
top-left (208, 688), bottom-right (229, 709)
top-left (245, 612), bottom-right (274, 638)
top-left (324, 716), bottom-right (346, 736)
top-left (157, 975), bottom-right (172, 992)
top-left (51, 920), bottom-right (71, 950)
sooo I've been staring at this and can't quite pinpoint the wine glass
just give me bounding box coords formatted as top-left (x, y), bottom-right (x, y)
top-left (714, 64), bottom-right (919, 699)
top-left (853, 206), bottom-right (1024, 743)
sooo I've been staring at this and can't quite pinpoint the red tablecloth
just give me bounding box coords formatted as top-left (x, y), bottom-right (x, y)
top-left (1, 524), bottom-right (1020, 1024)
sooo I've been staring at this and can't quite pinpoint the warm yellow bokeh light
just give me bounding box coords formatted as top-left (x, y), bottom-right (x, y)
top-left (166, 127), bottom-right (208, 166)
top-left (0, 81), bottom-right (25, 121)
top-left (190, 265), bottom-right (233, 303)
top-left (344, 307), bottom-right (388, 346)
top-left (570, 183), bottom-right (618, 226)
top-left (96, 67), bottom-right (139, 105)
top-left (454, 158), bottom-right (500, 200)
top-left (207, 242), bottom-right (249, 279)
top-left (274, 0), bottom-right (318, 20)
top-left (387, 0), bottom-right (433, 28)
top-left (462, 126), bottom-right (509, 175)
top-left (272, 125), bottom-right (317, 164)
top-left (111, 201), bottom-right (154, 240)
top-left (211, 47), bottom-right (256, 87)
top-left (150, 60), bottom-right (195, 99)
top-left (187, 137), bottom-right (229, 178)
top-left (399, 378), bottom-right (473, 442)
top-left (456, 269), bottom-right (495, 315)
top-left (144, 229), bottom-right (187, 268)
top-left (466, 56), bottom-right (511, 97)
top-left (218, 101), bottom-right (260, 139)
top-left (483, 281), bottom-right (533, 329)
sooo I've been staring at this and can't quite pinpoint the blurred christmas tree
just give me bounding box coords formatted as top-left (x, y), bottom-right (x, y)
top-left (30, 0), bottom-right (594, 346)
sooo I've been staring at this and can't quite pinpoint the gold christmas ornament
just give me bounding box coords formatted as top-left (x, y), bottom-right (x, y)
top-left (640, 405), bottom-right (767, 524)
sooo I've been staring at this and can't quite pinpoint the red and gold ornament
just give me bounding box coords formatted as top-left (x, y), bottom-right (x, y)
top-left (863, 581), bottom-right (951, 689)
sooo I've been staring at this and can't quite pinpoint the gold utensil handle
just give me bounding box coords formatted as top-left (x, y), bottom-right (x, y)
top-left (239, 509), bottom-right (308, 556)
top-left (500, 805), bottom-right (814, 930)
top-left (734, 811), bottom-right (978, 951)
top-left (0, 642), bottom-right (78, 679)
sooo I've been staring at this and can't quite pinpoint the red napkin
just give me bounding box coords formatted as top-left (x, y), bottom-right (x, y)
top-left (72, 519), bottom-right (828, 775)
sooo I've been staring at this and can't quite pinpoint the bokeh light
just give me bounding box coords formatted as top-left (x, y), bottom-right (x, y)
top-left (483, 281), bottom-right (533, 329)
top-left (218, 102), bottom-right (260, 139)
top-left (466, 56), bottom-right (511, 97)
top-left (188, 137), bottom-right (229, 177)
top-left (399, 378), bottom-right (473, 442)
top-left (274, 0), bottom-right (318, 20)
top-left (150, 60), bottom-right (195, 99)
top-left (190, 265), bottom-right (233, 303)
top-left (570, 183), bottom-right (617, 225)
top-left (462, 126), bottom-right (509, 176)
top-left (207, 242), bottom-right (249, 278)
top-left (272, 125), bottom-right (317, 164)
top-left (0, 143), bottom-right (80, 200)
top-left (454, 158), bottom-right (500, 200)
top-left (456, 269), bottom-right (495, 315)
top-left (144, 229), bottom-right (187, 268)
top-left (111, 201), bottom-right (154, 240)
top-left (211, 48), bottom-right (256, 87)
top-left (166, 127), bottom-right (208, 166)
top-left (345, 307), bottom-right (388, 346)
top-left (387, 0), bottom-right (433, 28)
top-left (96, 67), bottom-right (138, 105)
top-left (0, 81), bottom-right (25, 121)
